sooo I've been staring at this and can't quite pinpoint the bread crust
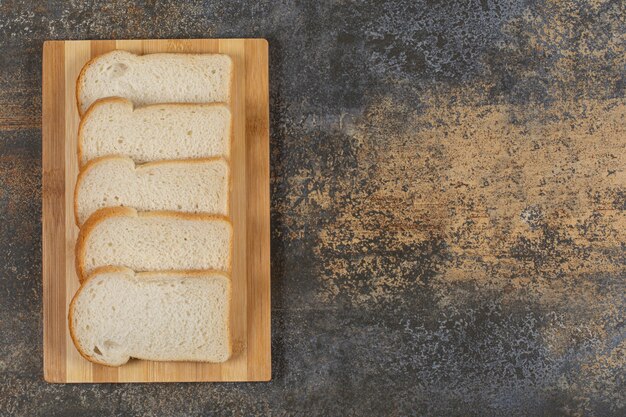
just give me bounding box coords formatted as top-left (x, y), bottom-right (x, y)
top-left (77, 96), bottom-right (231, 167)
top-left (74, 155), bottom-right (230, 226)
top-left (76, 207), bottom-right (233, 282)
top-left (68, 265), bottom-right (233, 366)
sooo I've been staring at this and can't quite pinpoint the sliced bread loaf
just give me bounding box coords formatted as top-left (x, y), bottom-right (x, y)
top-left (69, 266), bottom-right (231, 366)
top-left (75, 156), bottom-right (229, 226)
top-left (78, 98), bottom-right (231, 166)
top-left (76, 50), bottom-right (232, 115)
top-left (76, 207), bottom-right (232, 281)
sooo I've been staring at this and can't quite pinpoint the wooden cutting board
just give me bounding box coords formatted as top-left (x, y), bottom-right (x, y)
top-left (42, 39), bottom-right (270, 382)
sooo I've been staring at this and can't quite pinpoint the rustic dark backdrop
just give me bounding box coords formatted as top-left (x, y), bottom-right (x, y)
top-left (0, 0), bottom-right (624, 416)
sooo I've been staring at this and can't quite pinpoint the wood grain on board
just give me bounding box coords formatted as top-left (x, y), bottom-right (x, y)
top-left (42, 39), bottom-right (270, 383)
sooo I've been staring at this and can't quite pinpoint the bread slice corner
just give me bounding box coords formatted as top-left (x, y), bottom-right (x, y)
top-left (75, 206), bottom-right (138, 281)
top-left (75, 51), bottom-right (138, 116)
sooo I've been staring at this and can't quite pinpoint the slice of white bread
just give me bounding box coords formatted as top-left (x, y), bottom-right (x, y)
top-left (76, 50), bottom-right (232, 115)
top-left (78, 98), bottom-right (231, 166)
top-left (74, 156), bottom-right (229, 226)
top-left (69, 266), bottom-right (231, 366)
top-left (76, 207), bottom-right (232, 281)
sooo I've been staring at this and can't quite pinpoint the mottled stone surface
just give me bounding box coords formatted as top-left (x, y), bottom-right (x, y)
top-left (0, 0), bottom-right (624, 415)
